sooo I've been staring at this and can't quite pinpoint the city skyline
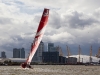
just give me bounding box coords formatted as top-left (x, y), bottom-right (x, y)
top-left (0, 0), bottom-right (100, 57)
top-left (0, 41), bottom-right (100, 58)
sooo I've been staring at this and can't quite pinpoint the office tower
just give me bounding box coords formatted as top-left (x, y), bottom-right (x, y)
top-left (49, 47), bottom-right (57, 52)
top-left (1, 51), bottom-right (6, 58)
top-left (32, 41), bottom-right (44, 62)
top-left (13, 48), bottom-right (25, 58)
top-left (20, 48), bottom-right (25, 58)
top-left (13, 48), bottom-right (20, 58)
top-left (48, 43), bottom-right (54, 52)
top-left (42, 51), bottom-right (59, 63)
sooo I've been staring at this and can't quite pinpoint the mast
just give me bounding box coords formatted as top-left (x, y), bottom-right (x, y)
top-left (96, 47), bottom-right (100, 58)
top-left (90, 45), bottom-right (92, 63)
top-left (66, 45), bottom-right (69, 58)
top-left (21, 8), bottom-right (49, 68)
top-left (78, 45), bottom-right (81, 63)
top-left (58, 46), bottom-right (63, 56)
top-left (66, 45), bottom-right (69, 64)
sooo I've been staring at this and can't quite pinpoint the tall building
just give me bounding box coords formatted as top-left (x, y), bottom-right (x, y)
top-left (1, 51), bottom-right (6, 58)
top-left (13, 48), bottom-right (20, 58)
top-left (32, 41), bottom-right (44, 62)
top-left (13, 48), bottom-right (25, 58)
top-left (49, 47), bottom-right (57, 52)
top-left (20, 48), bottom-right (25, 58)
top-left (48, 43), bottom-right (54, 52)
top-left (42, 51), bottom-right (59, 63)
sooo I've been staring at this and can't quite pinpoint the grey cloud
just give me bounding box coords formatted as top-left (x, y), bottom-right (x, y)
top-left (24, 32), bottom-right (33, 35)
top-left (48, 10), bottom-right (99, 30)
top-left (0, 17), bottom-right (12, 25)
top-left (2, 0), bottom-right (24, 5)
top-left (12, 35), bottom-right (24, 42)
top-left (94, 8), bottom-right (100, 18)
top-left (0, 34), bottom-right (33, 51)
top-left (1, 0), bottom-right (100, 57)
top-left (33, 15), bottom-right (41, 23)
top-left (14, 1), bottom-right (24, 5)
top-left (48, 11), bottom-right (62, 29)
top-left (64, 11), bottom-right (98, 29)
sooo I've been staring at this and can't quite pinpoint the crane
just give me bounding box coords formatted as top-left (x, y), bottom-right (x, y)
top-left (66, 45), bottom-right (71, 64)
top-left (78, 45), bottom-right (81, 63)
top-left (66, 45), bottom-right (71, 58)
top-left (96, 47), bottom-right (100, 58)
top-left (89, 45), bottom-right (92, 63)
top-left (57, 46), bottom-right (63, 56)
top-left (59, 47), bottom-right (63, 56)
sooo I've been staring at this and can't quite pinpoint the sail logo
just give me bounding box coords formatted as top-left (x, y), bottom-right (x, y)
top-left (33, 34), bottom-right (42, 45)
top-left (43, 10), bottom-right (49, 16)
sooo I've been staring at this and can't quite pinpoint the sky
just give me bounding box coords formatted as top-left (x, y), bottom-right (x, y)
top-left (0, 0), bottom-right (100, 58)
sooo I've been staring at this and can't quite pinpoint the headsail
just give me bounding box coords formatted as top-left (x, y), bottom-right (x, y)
top-left (21, 8), bottom-right (49, 68)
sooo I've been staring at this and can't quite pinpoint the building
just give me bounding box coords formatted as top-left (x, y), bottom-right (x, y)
top-left (56, 46), bottom-right (63, 56)
top-left (66, 57), bottom-right (77, 64)
top-left (20, 48), bottom-right (25, 58)
top-left (42, 51), bottom-right (59, 63)
top-left (49, 47), bottom-right (57, 52)
top-left (48, 43), bottom-right (54, 52)
top-left (13, 48), bottom-right (25, 58)
top-left (32, 41), bottom-right (44, 62)
top-left (13, 48), bottom-right (20, 58)
top-left (1, 51), bottom-right (6, 58)
top-left (0, 58), bottom-right (26, 63)
top-left (59, 56), bottom-right (63, 63)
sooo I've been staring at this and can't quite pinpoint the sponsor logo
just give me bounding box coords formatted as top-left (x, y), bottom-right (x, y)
top-left (33, 34), bottom-right (42, 45)
top-left (43, 10), bottom-right (49, 16)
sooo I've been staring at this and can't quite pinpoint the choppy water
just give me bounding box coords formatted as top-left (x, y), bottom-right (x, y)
top-left (0, 65), bottom-right (100, 75)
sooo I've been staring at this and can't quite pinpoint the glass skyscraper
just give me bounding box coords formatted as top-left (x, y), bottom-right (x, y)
top-left (13, 48), bottom-right (25, 58)
top-left (48, 43), bottom-right (54, 52)
top-left (20, 48), bottom-right (25, 58)
top-left (1, 51), bottom-right (6, 58)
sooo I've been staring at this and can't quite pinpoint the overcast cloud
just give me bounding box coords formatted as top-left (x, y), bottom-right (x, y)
top-left (0, 0), bottom-right (100, 57)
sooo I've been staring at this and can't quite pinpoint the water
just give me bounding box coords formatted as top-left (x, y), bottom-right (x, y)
top-left (0, 65), bottom-right (100, 75)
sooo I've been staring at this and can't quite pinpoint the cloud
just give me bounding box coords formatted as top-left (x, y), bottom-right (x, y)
top-left (0, 17), bottom-right (13, 25)
top-left (65, 11), bottom-right (98, 29)
top-left (43, 9), bottom-right (100, 45)
top-left (94, 8), bottom-right (100, 19)
top-left (0, 0), bottom-right (100, 57)
top-left (48, 11), bottom-right (62, 29)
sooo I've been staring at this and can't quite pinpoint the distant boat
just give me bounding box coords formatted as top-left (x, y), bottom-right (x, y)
top-left (21, 8), bottom-right (49, 69)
